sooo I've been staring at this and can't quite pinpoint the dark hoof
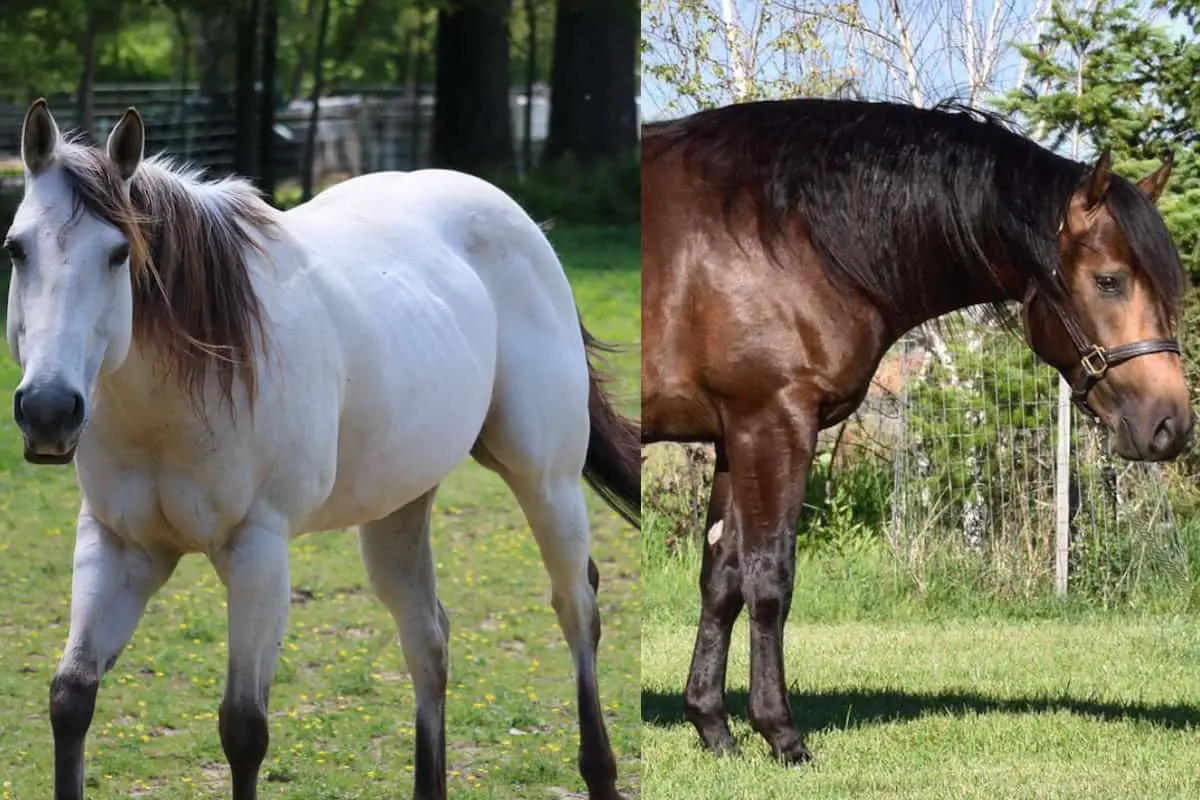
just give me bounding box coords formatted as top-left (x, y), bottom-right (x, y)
top-left (708, 737), bottom-right (742, 759)
top-left (695, 725), bottom-right (741, 758)
top-left (774, 738), bottom-right (813, 766)
top-left (587, 788), bottom-right (625, 800)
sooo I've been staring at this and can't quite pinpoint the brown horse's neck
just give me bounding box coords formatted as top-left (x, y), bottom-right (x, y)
top-left (886, 255), bottom-right (1027, 339)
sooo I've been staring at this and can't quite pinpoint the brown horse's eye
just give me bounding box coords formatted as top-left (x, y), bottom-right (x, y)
top-left (1094, 273), bottom-right (1124, 295)
top-left (108, 243), bottom-right (130, 267)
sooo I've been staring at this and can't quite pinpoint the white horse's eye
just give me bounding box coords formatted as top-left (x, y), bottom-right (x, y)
top-left (108, 244), bottom-right (130, 267)
top-left (3, 239), bottom-right (26, 265)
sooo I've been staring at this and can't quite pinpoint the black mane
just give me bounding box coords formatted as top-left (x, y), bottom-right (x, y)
top-left (644, 98), bottom-right (1183, 326)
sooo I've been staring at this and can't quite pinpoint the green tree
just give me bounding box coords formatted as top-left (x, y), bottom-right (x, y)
top-left (1001, 0), bottom-right (1200, 279)
top-left (641, 0), bottom-right (853, 115)
top-left (999, 0), bottom-right (1182, 155)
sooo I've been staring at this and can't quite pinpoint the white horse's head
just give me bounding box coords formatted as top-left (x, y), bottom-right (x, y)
top-left (5, 100), bottom-right (145, 464)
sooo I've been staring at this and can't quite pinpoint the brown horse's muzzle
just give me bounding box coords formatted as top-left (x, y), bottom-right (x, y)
top-left (1111, 391), bottom-right (1194, 462)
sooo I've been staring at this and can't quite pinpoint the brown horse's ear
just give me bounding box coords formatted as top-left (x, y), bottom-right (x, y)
top-left (21, 98), bottom-right (60, 175)
top-left (1137, 151), bottom-right (1173, 204)
top-left (1084, 149), bottom-right (1112, 210)
top-left (106, 107), bottom-right (145, 182)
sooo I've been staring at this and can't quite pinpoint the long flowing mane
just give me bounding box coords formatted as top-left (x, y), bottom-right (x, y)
top-left (55, 142), bottom-right (273, 403)
top-left (644, 98), bottom-right (1183, 325)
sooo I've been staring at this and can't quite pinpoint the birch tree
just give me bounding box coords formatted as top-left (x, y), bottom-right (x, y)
top-left (641, 0), bottom-right (858, 115)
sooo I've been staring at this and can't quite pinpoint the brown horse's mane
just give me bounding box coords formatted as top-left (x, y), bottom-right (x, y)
top-left (56, 142), bottom-right (273, 405)
top-left (644, 98), bottom-right (1184, 327)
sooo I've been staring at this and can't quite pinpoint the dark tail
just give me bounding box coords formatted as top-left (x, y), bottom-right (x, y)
top-left (580, 321), bottom-right (641, 528)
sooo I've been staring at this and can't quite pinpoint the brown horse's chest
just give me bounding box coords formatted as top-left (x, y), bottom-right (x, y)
top-left (642, 232), bottom-right (888, 442)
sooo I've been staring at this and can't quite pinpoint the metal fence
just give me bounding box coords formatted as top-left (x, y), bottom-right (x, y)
top-left (888, 307), bottom-right (1183, 601)
top-left (0, 82), bottom-right (553, 183)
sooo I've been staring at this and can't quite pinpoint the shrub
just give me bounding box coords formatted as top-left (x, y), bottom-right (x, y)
top-left (271, 155), bottom-right (640, 227)
top-left (492, 155), bottom-right (639, 227)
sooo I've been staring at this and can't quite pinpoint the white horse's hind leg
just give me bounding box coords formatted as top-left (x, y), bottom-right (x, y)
top-left (358, 489), bottom-right (449, 800)
top-left (51, 509), bottom-right (179, 800)
top-left (484, 466), bottom-right (620, 800)
top-left (474, 374), bottom-right (621, 800)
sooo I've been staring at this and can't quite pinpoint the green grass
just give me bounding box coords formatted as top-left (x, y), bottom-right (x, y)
top-left (643, 470), bottom-right (1200, 799)
top-left (0, 223), bottom-right (640, 798)
top-left (643, 617), bottom-right (1200, 799)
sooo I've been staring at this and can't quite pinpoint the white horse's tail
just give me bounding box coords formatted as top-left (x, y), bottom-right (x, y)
top-left (579, 320), bottom-right (641, 528)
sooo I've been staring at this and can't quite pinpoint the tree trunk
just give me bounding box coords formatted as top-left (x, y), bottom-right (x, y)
top-left (234, 0), bottom-right (261, 179)
top-left (288, 0), bottom-right (318, 102)
top-left (301, 0), bottom-right (333, 201)
top-left (198, 12), bottom-right (233, 102)
top-left (77, 7), bottom-right (101, 140)
top-left (432, 0), bottom-right (514, 174)
top-left (258, 0), bottom-right (279, 200)
top-left (171, 7), bottom-right (192, 120)
top-left (169, 7), bottom-right (194, 156)
top-left (543, 0), bottom-right (637, 165)
top-left (522, 0), bottom-right (537, 173)
top-left (405, 6), bottom-right (430, 170)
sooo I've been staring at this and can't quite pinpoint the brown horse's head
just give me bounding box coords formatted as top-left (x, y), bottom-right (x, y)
top-left (1022, 151), bottom-right (1192, 461)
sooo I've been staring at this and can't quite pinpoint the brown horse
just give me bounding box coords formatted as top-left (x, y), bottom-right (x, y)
top-left (641, 98), bottom-right (1192, 764)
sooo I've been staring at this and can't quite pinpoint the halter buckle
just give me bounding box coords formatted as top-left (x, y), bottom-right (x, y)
top-left (1080, 345), bottom-right (1108, 378)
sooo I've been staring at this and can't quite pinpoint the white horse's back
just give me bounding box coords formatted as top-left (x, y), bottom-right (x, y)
top-left (276, 169), bottom-right (589, 533)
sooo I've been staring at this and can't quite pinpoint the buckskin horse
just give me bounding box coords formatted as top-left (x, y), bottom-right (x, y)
top-left (641, 98), bottom-right (1192, 765)
top-left (6, 99), bottom-right (639, 800)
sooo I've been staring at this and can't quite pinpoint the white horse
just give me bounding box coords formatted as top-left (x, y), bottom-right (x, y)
top-left (5, 99), bottom-right (640, 800)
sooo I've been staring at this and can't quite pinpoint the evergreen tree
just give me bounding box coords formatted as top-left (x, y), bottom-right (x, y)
top-left (1001, 0), bottom-right (1200, 280)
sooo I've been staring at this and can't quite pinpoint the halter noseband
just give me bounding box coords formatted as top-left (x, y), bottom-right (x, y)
top-left (1023, 218), bottom-right (1182, 419)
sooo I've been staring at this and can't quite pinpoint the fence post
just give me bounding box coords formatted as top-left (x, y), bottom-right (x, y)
top-left (1054, 375), bottom-right (1071, 596)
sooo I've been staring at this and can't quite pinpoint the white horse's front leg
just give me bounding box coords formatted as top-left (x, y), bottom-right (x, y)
top-left (51, 509), bottom-right (179, 800)
top-left (209, 514), bottom-right (290, 800)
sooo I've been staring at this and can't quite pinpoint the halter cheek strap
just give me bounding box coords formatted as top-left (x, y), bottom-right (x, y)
top-left (1022, 228), bottom-right (1182, 418)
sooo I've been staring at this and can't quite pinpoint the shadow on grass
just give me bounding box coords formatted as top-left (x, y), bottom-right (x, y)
top-left (642, 687), bottom-right (1200, 734)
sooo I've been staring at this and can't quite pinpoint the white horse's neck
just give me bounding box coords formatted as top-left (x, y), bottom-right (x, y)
top-left (92, 342), bottom-right (226, 447)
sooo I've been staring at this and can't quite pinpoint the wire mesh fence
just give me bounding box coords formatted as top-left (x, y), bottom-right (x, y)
top-left (0, 82), bottom-right (553, 186)
top-left (889, 306), bottom-right (1184, 602)
top-left (643, 304), bottom-right (1184, 604)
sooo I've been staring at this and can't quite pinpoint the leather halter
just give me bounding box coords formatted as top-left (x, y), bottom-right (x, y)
top-left (1022, 219), bottom-right (1182, 418)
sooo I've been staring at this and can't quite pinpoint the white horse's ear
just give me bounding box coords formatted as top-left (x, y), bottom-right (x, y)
top-left (107, 107), bottom-right (145, 181)
top-left (21, 98), bottom-right (60, 175)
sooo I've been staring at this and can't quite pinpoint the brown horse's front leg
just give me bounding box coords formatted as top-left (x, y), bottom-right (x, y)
top-left (683, 446), bottom-right (744, 755)
top-left (730, 396), bottom-right (817, 765)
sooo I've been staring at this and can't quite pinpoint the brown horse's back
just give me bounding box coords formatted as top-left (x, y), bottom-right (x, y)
top-left (640, 126), bottom-right (889, 445)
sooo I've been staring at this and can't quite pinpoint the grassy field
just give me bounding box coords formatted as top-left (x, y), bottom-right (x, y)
top-left (0, 224), bottom-right (640, 798)
top-left (642, 478), bottom-right (1200, 799)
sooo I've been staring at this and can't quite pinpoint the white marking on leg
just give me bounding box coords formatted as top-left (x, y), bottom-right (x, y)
top-left (707, 519), bottom-right (724, 546)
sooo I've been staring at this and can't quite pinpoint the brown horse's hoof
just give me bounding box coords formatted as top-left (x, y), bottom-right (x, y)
top-left (692, 719), bottom-right (740, 758)
top-left (775, 739), bottom-right (814, 767)
top-left (707, 737), bottom-right (742, 759)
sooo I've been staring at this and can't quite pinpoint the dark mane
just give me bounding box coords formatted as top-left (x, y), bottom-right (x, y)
top-left (644, 98), bottom-right (1183, 326)
top-left (56, 143), bottom-right (273, 404)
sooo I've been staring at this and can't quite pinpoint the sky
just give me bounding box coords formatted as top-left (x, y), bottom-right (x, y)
top-left (640, 0), bottom-right (1186, 123)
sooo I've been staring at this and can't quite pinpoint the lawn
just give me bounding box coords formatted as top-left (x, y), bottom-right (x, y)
top-left (0, 223), bottom-right (640, 798)
top-left (642, 477), bottom-right (1200, 800)
top-left (643, 616), bottom-right (1200, 799)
